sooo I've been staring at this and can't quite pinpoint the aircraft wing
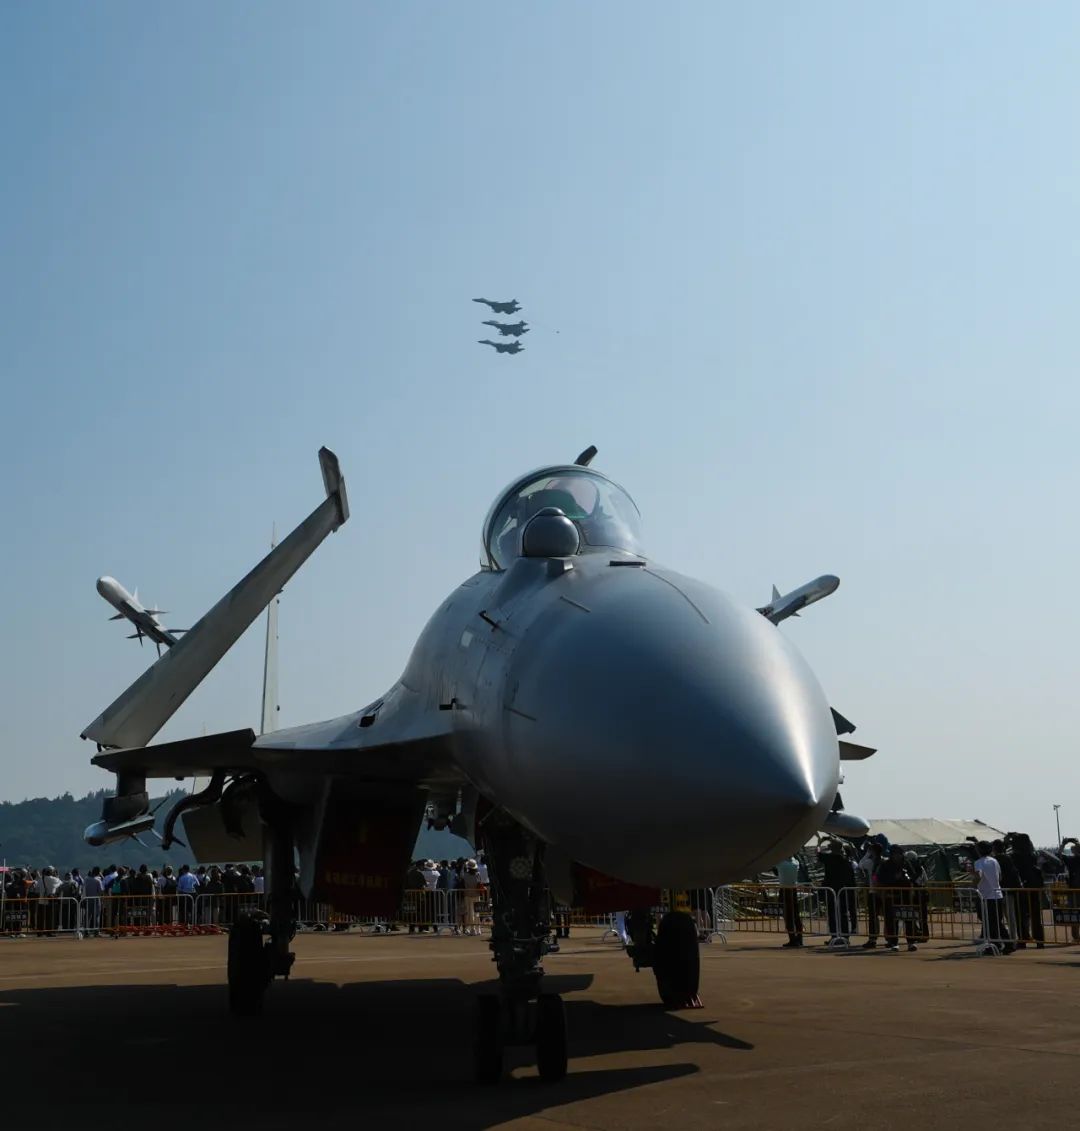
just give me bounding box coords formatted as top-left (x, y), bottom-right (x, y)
top-left (82, 448), bottom-right (349, 750)
top-left (92, 682), bottom-right (465, 787)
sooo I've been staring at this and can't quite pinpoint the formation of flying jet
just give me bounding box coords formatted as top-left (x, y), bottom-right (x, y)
top-left (96, 576), bottom-right (186, 656)
top-left (478, 338), bottom-right (524, 355)
top-left (481, 319), bottom-right (529, 337)
top-left (80, 445), bottom-right (874, 1083)
top-left (472, 297), bottom-right (521, 315)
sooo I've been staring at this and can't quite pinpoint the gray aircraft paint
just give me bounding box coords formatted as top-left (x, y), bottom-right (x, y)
top-left (87, 452), bottom-right (852, 893)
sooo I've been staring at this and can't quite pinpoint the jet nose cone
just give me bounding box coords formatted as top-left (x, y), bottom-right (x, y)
top-left (502, 568), bottom-right (838, 887)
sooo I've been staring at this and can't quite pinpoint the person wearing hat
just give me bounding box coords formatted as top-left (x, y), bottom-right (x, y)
top-left (461, 859), bottom-right (481, 936)
top-left (419, 860), bottom-right (440, 930)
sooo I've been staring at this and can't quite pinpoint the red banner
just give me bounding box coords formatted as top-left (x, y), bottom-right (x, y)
top-left (314, 798), bottom-right (418, 916)
top-left (573, 863), bottom-right (659, 914)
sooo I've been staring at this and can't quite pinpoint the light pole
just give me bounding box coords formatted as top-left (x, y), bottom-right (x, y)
top-left (1053, 804), bottom-right (1062, 849)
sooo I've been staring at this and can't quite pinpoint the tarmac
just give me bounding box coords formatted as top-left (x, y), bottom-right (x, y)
top-left (1, 929), bottom-right (1078, 1129)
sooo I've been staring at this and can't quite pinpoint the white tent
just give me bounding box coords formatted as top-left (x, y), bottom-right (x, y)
top-left (863, 818), bottom-right (1007, 846)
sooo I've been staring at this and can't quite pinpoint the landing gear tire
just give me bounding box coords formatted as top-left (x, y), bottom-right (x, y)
top-left (653, 911), bottom-right (702, 1010)
top-left (536, 993), bottom-right (568, 1082)
top-left (228, 914), bottom-right (268, 1017)
top-left (474, 994), bottom-right (504, 1084)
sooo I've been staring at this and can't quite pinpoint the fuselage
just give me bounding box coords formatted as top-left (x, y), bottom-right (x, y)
top-left (399, 551), bottom-right (838, 888)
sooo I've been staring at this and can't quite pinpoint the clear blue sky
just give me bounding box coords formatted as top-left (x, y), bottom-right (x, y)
top-left (2, 3), bottom-right (1077, 844)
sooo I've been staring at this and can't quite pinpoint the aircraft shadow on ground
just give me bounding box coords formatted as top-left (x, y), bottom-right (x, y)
top-left (0, 974), bottom-right (750, 1127)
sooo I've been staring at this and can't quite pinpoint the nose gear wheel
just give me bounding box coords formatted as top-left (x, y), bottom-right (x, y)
top-left (653, 911), bottom-right (703, 1010)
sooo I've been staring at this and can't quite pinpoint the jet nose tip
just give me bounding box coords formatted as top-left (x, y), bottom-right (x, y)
top-left (503, 570), bottom-right (838, 885)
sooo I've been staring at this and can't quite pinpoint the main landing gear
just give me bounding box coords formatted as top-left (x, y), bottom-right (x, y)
top-left (227, 798), bottom-right (296, 1017)
top-left (475, 813), bottom-right (568, 1083)
top-left (626, 908), bottom-right (703, 1010)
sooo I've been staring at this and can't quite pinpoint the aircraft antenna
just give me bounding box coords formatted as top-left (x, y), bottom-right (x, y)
top-left (574, 445), bottom-right (598, 467)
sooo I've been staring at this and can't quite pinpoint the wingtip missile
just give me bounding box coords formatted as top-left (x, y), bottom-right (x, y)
top-left (757, 574), bottom-right (839, 625)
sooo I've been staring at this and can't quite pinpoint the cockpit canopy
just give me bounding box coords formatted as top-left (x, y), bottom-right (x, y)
top-left (483, 466), bottom-right (644, 570)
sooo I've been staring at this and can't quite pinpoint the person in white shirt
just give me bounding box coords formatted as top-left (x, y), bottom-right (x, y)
top-left (37, 867), bottom-right (61, 934)
top-left (421, 860), bottom-right (440, 891)
top-left (973, 840), bottom-right (1014, 953)
top-left (252, 865), bottom-right (265, 895)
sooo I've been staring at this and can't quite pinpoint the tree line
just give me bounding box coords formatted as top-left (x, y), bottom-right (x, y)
top-left (0, 790), bottom-right (196, 873)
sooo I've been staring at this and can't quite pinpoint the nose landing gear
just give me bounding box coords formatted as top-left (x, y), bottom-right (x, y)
top-left (227, 914), bottom-right (270, 1016)
top-left (475, 812), bottom-right (568, 1083)
top-left (227, 796), bottom-right (296, 1017)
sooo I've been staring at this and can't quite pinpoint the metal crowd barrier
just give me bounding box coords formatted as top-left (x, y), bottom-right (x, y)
top-left (4, 883), bottom-right (1077, 949)
top-left (708, 884), bottom-right (1080, 951)
top-left (0, 897), bottom-right (82, 937)
top-left (193, 892), bottom-right (265, 929)
top-left (398, 889), bottom-right (490, 934)
top-left (717, 883), bottom-right (835, 941)
top-left (78, 895), bottom-right (201, 937)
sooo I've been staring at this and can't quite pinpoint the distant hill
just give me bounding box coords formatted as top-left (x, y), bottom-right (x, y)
top-left (0, 790), bottom-right (195, 874)
top-left (0, 791), bottom-right (478, 875)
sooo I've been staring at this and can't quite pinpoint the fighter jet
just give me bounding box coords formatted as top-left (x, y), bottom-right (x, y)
top-left (481, 319), bottom-right (529, 337)
top-left (81, 446), bottom-right (873, 1082)
top-left (478, 338), bottom-right (524, 355)
top-left (472, 297), bottom-right (521, 315)
top-left (96, 576), bottom-right (186, 656)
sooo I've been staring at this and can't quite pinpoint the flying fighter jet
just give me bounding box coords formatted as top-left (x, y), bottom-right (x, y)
top-left (472, 297), bottom-right (521, 314)
top-left (96, 576), bottom-right (186, 656)
top-left (478, 338), bottom-right (524, 355)
top-left (80, 445), bottom-right (873, 1082)
top-left (481, 319), bottom-right (529, 337)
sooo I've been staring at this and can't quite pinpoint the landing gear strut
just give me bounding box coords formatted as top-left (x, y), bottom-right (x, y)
top-left (475, 812), bottom-right (567, 1083)
top-left (227, 796), bottom-right (297, 1017)
top-left (626, 907), bottom-right (703, 1010)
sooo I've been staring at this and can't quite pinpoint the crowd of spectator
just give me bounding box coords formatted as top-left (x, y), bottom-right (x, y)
top-left (2, 862), bottom-right (264, 935)
top-left (403, 855), bottom-right (489, 935)
top-left (774, 832), bottom-right (1080, 953)
top-left (5, 835), bottom-right (1079, 946)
